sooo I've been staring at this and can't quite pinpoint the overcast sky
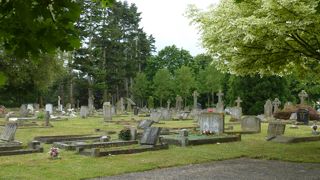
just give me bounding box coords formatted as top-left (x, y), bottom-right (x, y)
top-left (121, 0), bottom-right (220, 56)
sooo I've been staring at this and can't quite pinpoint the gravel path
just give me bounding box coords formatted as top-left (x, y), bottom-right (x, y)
top-left (89, 158), bottom-right (320, 180)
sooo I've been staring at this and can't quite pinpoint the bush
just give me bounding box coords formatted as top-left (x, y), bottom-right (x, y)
top-left (118, 128), bottom-right (131, 141)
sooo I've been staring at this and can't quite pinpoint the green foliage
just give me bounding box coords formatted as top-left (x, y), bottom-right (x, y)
top-left (227, 75), bottom-right (293, 115)
top-left (147, 96), bottom-right (154, 109)
top-left (174, 66), bottom-right (196, 106)
top-left (132, 72), bottom-right (149, 105)
top-left (188, 0), bottom-right (320, 76)
top-left (118, 128), bottom-right (131, 141)
top-left (153, 69), bottom-right (173, 107)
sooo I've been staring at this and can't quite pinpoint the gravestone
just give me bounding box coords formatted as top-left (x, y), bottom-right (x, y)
top-left (27, 104), bottom-right (34, 114)
top-left (0, 122), bottom-right (18, 142)
top-left (111, 106), bottom-right (116, 115)
top-left (167, 99), bottom-right (171, 110)
top-left (45, 111), bottom-right (50, 127)
top-left (264, 100), bottom-right (273, 119)
top-left (241, 116), bottom-right (261, 132)
top-left (140, 127), bottom-right (162, 145)
top-left (126, 98), bottom-right (136, 112)
top-left (175, 95), bottom-right (183, 111)
top-left (298, 90), bottom-right (308, 105)
top-left (88, 95), bottom-right (95, 115)
top-left (19, 104), bottom-right (28, 117)
top-left (216, 90), bottom-right (224, 113)
top-left (297, 109), bottom-right (309, 125)
top-left (133, 107), bottom-right (139, 115)
top-left (57, 96), bottom-right (63, 112)
top-left (284, 102), bottom-right (293, 110)
top-left (230, 107), bottom-right (242, 121)
top-left (272, 98), bottom-right (281, 113)
top-left (192, 90), bottom-right (199, 109)
top-left (80, 106), bottom-right (89, 119)
top-left (138, 120), bottom-right (154, 129)
top-left (179, 129), bottom-right (189, 147)
top-left (161, 109), bottom-right (171, 120)
top-left (66, 103), bottom-right (72, 110)
top-left (103, 102), bottom-right (112, 121)
top-left (45, 104), bottom-right (53, 114)
top-left (235, 96), bottom-right (242, 107)
top-left (198, 112), bottom-right (224, 134)
top-left (150, 111), bottom-right (162, 122)
top-left (267, 122), bottom-right (286, 139)
top-left (116, 98), bottom-right (125, 115)
top-left (33, 103), bottom-right (40, 111)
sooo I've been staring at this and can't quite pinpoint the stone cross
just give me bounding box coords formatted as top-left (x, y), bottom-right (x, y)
top-left (167, 99), bottom-right (171, 110)
top-left (58, 96), bottom-right (61, 107)
top-left (298, 90), bottom-right (308, 105)
top-left (272, 98), bottom-right (281, 113)
top-left (175, 95), bottom-right (183, 111)
top-left (235, 96), bottom-right (242, 107)
top-left (192, 90), bottom-right (199, 109)
top-left (217, 90), bottom-right (224, 103)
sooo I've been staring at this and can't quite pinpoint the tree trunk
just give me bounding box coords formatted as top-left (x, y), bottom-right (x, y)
top-left (69, 78), bottom-right (74, 108)
top-left (160, 98), bottom-right (162, 107)
top-left (207, 93), bottom-right (210, 108)
top-left (212, 91), bottom-right (215, 107)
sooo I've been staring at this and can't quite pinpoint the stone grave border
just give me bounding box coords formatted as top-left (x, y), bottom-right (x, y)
top-left (269, 135), bottom-right (320, 143)
top-left (0, 141), bottom-right (43, 156)
top-left (54, 140), bottom-right (138, 151)
top-left (34, 134), bottom-right (102, 144)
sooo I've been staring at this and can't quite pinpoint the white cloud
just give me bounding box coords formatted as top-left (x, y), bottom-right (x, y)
top-left (121, 0), bottom-right (220, 56)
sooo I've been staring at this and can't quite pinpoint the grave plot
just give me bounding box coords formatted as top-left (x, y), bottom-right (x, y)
top-left (162, 113), bottom-right (241, 146)
top-left (34, 134), bottom-right (103, 144)
top-left (77, 127), bottom-right (168, 157)
top-left (225, 116), bottom-right (261, 134)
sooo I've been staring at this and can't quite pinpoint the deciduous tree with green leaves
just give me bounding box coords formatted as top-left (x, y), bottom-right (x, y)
top-left (153, 69), bottom-right (173, 107)
top-left (132, 72), bottom-right (149, 107)
top-left (174, 66), bottom-right (196, 107)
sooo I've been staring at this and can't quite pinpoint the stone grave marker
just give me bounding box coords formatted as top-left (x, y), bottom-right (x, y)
top-left (298, 90), bottom-right (308, 105)
top-left (103, 102), bottom-right (112, 121)
top-left (267, 122), bottom-right (286, 139)
top-left (175, 95), bottom-right (183, 111)
top-left (19, 104), bottom-right (28, 117)
top-left (57, 96), bottom-right (63, 112)
top-left (235, 96), bottom-right (242, 107)
top-left (27, 104), bottom-right (34, 114)
top-left (161, 109), bottom-right (171, 120)
top-left (66, 103), bottom-right (72, 110)
top-left (88, 95), bottom-right (95, 115)
top-left (297, 109), bottom-right (309, 125)
top-left (179, 129), bottom-right (189, 147)
top-left (192, 90), bottom-right (199, 109)
top-left (140, 127), bottom-right (162, 145)
top-left (241, 116), bottom-right (261, 132)
top-left (230, 107), bottom-right (242, 121)
top-left (134, 107), bottom-right (139, 115)
top-left (80, 106), bottom-right (89, 118)
top-left (198, 112), bottom-right (224, 134)
top-left (216, 90), bottom-right (224, 113)
top-left (45, 104), bottom-right (53, 114)
top-left (0, 122), bottom-right (18, 142)
top-left (264, 99), bottom-right (273, 119)
top-left (138, 120), bottom-right (154, 129)
top-left (150, 111), bottom-right (162, 122)
top-left (45, 111), bottom-right (50, 127)
top-left (167, 99), bottom-right (171, 110)
top-left (34, 103), bottom-right (40, 111)
top-left (272, 98), bottom-right (281, 113)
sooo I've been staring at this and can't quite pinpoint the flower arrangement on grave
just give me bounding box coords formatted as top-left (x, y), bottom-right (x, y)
top-left (48, 147), bottom-right (60, 159)
top-left (202, 130), bottom-right (214, 135)
top-left (118, 128), bottom-right (131, 140)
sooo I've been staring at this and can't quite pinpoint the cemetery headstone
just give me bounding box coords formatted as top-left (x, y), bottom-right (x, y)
top-left (179, 129), bottom-right (189, 147)
top-left (311, 122), bottom-right (318, 135)
top-left (103, 102), bottom-right (112, 121)
top-left (193, 90), bottom-right (199, 109)
top-left (150, 111), bottom-right (162, 122)
top-left (241, 116), bottom-right (261, 132)
top-left (27, 104), bottom-right (34, 114)
top-left (167, 99), bottom-right (171, 110)
top-left (267, 122), bottom-right (286, 139)
top-left (0, 122), bottom-right (18, 142)
top-left (57, 96), bottom-right (63, 112)
top-left (45, 104), bottom-right (53, 115)
top-left (80, 106), bottom-right (89, 119)
top-left (133, 107), bottom-right (139, 115)
top-left (175, 95), bottom-right (183, 111)
top-left (298, 90), bottom-right (308, 105)
top-left (297, 109), bottom-right (309, 125)
top-left (235, 96), bottom-right (242, 107)
top-left (198, 112), bottom-right (224, 134)
top-left (140, 127), bottom-right (162, 145)
top-left (88, 95), bottom-right (95, 115)
top-left (216, 90), bottom-right (224, 113)
top-left (230, 107), bottom-right (242, 121)
top-left (66, 103), bottom-right (72, 110)
top-left (33, 103), bottom-right (40, 111)
top-left (19, 104), bottom-right (28, 117)
top-left (272, 98), bottom-right (281, 113)
top-left (161, 109), bottom-right (171, 120)
top-left (264, 99), bottom-right (273, 119)
top-left (138, 120), bottom-right (154, 129)
top-left (45, 111), bottom-right (50, 127)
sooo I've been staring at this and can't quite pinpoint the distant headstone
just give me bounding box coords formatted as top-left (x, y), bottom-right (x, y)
top-left (88, 95), bottom-right (95, 115)
top-left (138, 120), bottom-right (154, 129)
top-left (103, 102), bottom-right (112, 121)
top-left (267, 122), bottom-right (286, 139)
top-left (264, 100), bottom-right (273, 119)
top-left (175, 95), bottom-right (183, 111)
top-left (272, 98), bottom-right (281, 113)
top-left (45, 111), bottom-right (50, 127)
top-left (235, 97), bottom-right (242, 107)
top-left (298, 90), bottom-right (308, 105)
top-left (27, 104), bottom-right (34, 114)
top-left (216, 90), bottom-right (224, 113)
top-left (33, 103), bottom-right (40, 111)
top-left (192, 91), bottom-right (199, 109)
top-left (198, 112), bottom-right (224, 134)
top-left (289, 112), bottom-right (297, 120)
top-left (19, 104), bottom-right (28, 117)
top-left (134, 107), bottom-right (139, 115)
top-left (80, 106), bottom-right (89, 119)
top-left (45, 104), bottom-right (53, 114)
top-left (57, 96), bottom-right (63, 112)
top-left (230, 107), bottom-right (242, 121)
top-left (241, 116), bottom-right (261, 133)
top-left (161, 109), bottom-right (171, 120)
top-left (0, 122), bottom-right (18, 142)
top-left (296, 109), bottom-right (309, 125)
top-left (116, 98), bottom-right (125, 114)
top-left (179, 129), bottom-right (189, 147)
top-left (167, 99), bottom-right (171, 110)
top-left (140, 127), bottom-right (162, 145)
top-left (66, 103), bottom-right (72, 110)
top-left (150, 111), bottom-right (162, 122)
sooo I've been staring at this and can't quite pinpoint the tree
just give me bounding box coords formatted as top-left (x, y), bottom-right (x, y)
top-left (132, 72), bottom-right (149, 107)
top-left (188, 0), bottom-right (320, 76)
top-left (174, 66), bottom-right (196, 107)
top-left (153, 69), bottom-right (173, 107)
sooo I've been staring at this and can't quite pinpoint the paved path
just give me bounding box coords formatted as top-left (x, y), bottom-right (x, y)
top-left (90, 158), bottom-right (320, 180)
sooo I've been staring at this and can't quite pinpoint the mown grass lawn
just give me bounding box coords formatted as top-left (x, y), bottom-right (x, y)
top-left (0, 114), bottom-right (319, 180)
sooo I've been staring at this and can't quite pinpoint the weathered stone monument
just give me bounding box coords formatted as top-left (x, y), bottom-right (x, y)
top-left (137, 120), bottom-right (154, 129)
top-left (198, 112), bottom-right (224, 134)
top-left (88, 95), bottom-right (95, 115)
top-left (45, 104), bottom-right (53, 115)
top-left (272, 98), bottom-right (281, 113)
top-left (264, 99), bottom-right (273, 119)
top-left (241, 116), bottom-right (261, 133)
top-left (57, 96), bottom-right (63, 112)
top-left (150, 111), bottom-right (162, 122)
top-left (80, 106), bottom-right (89, 119)
top-left (19, 104), bottom-right (28, 117)
top-left (167, 99), bottom-right (171, 110)
top-left (0, 122), bottom-right (18, 142)
top-left (216, 90), bottom-right (224, 113)
top-left (45, 111), bottom-right (50, 127)
top-left (27, 104), bottom-right (34, 114)
top-left (267, 122), bottom-right (286, 139)
top-left (193, 90), bottom-right (199, 109)
top-left (103, 102), bottom-right (112, 121)
top-left (140, 127), bottom-right (162, 145)
top-left (175, 95), bottom-right (183, 111)
top-left (230, 97), bottom-right (242, 121)
top-left (298, 90), bottom-right (308, 105)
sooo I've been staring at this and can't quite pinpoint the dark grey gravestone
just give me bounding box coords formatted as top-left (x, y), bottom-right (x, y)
top-left (241, 116), bottom-right (261, 132)
top-left (19, 104), bottom-right (28, 117)
top-left (267, 122), bottom-right (286, 140)
top-left (80, 106), bottom-right (89, 118)
top-left (138, 120), bottom-right (154, 129)
top-left (0, 122), bottom-right (18, 142)
top-left (296, 109), bottom-right (309, 125)
top-left (199, 112), bottom-right (224, 134)
top-left (140, 127), bottom-right (161, 145)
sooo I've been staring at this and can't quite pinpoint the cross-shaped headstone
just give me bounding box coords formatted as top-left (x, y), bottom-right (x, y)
top-left (217, 90), bottom-right (224, 103)
top-left (192, 90), bottom-right (199, 109)
top-left (235, 96), bottom-right (242, 107)
top-left (176, 95), bottom-right (183, 111)
top-left (272, 98), bottom-right (281, 113)
top-left (298, 90), bottom-right (308, 105)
